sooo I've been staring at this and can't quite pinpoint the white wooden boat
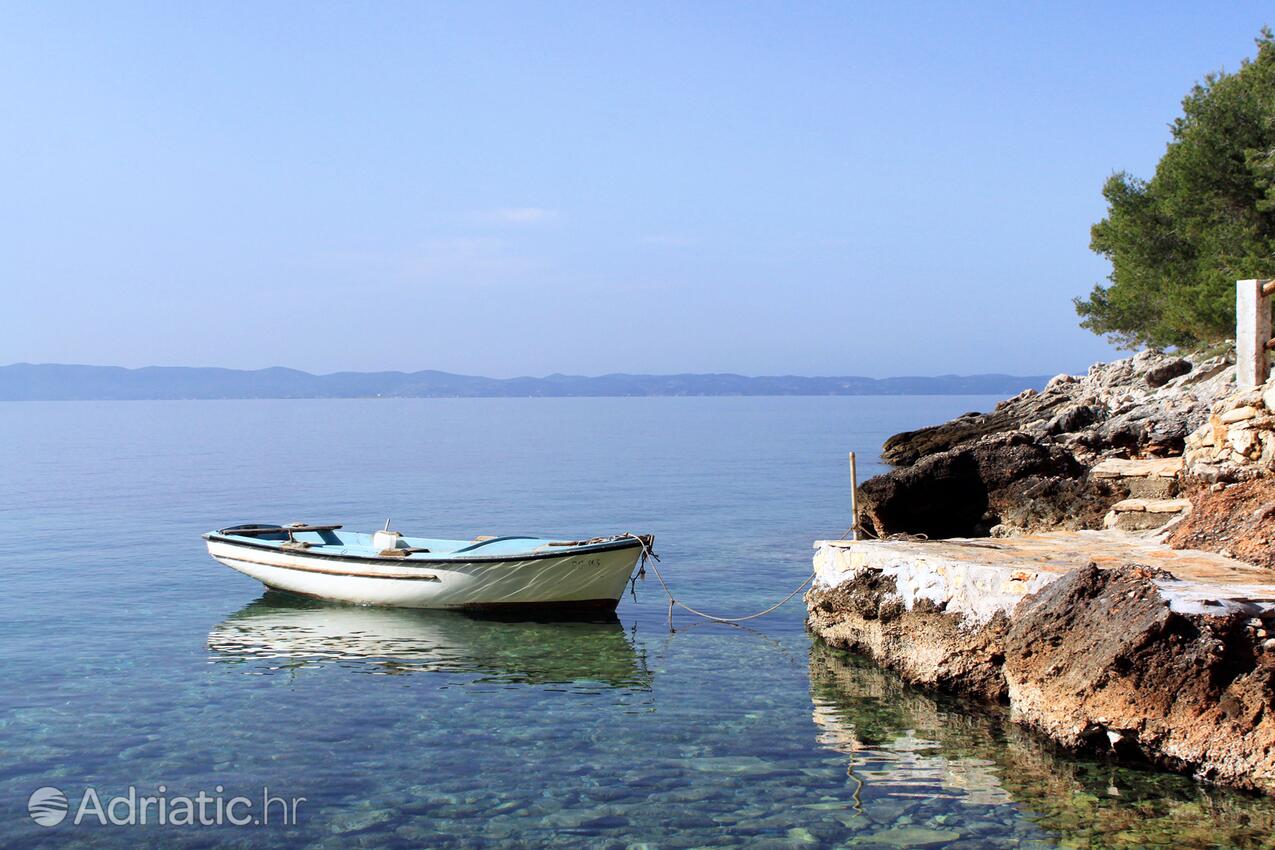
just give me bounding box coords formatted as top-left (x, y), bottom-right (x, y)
top-left (202, 523), bottom-right (654, 613)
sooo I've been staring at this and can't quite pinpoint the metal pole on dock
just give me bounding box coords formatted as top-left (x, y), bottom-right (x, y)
top-left (848, 451), bottom-right (859, 541)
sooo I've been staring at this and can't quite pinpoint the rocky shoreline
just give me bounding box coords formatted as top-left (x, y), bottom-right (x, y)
top-left (807, 348), bottom-right (1275, 795)
top-left (858, 349), bottom-right (1233, 539)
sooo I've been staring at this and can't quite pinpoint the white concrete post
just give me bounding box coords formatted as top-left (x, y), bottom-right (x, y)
top-left (1236, 279), bottom-right (1272, 388)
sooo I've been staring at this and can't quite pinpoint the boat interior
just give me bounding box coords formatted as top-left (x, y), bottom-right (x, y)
top-left (208, 524), bottom-right (637, 559)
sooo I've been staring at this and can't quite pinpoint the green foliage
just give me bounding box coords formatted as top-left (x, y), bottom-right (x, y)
top-left (1077, 29), bottom-right (1275, 348)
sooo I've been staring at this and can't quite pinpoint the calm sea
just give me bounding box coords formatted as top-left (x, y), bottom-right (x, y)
top-left (2, 397), bottom-right (1273, 849)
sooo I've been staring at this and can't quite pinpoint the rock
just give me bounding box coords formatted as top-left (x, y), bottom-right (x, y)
top-left (1090, 457), bottom-right (1182, 499)
top-left (994, 474), bottom-right (1127, 534)
top-left (328, 806), bottom-right (395, 834)
top-left (1130, 478), bottom-right (1178, 499)
top-left (1090, 456), bottom-right (1183, 479)
top-left (1110, 498), bottom-right (1191, 513)
top-left (880, 396), bottom-right (1071, 466)
top-left (1004, 564), bottom-right (1275, 793)
top-left (687, 756), bottom-right (779, 775)
top-left (806, 571), bottom-right (1012, 702)
top-left (1222, 405), bottom-right (1261, 424)
top-left (1086, 458), bottom-right (1183, 479)
top-left (855, 827), bottom-right (961, 847)
top-left (1102, 512), bottom-right (1135, 531)
top-left (579, 815), bottom-right (629, 830)
top-left (786, 827), bottom-right (818, 844)
top-left (1044, 404), bottom-right (1102, 436)
top-left (1045, 373), bottom-right (1078, 393)
top-left (865, 349), bottom-right (1233, 538)
top-left (1145, 358), bottom-right (1192, 387)
top-left (859, 432), bottom-right (1108, 538)
top-left (1104, 504), bottom-right (1186, 532)
top-left (808, 540), bottom-right (1275, 795)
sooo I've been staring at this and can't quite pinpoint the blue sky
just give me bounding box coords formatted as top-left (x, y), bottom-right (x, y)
top-left (2, 2), bottom-right (1271, 377)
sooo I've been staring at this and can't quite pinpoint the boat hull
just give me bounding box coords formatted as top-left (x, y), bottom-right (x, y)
top-left (205, 538), bottom-right (642, 610)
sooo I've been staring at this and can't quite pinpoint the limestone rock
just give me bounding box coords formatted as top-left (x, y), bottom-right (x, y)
top-left (1221, 405), bottom-right (1260, 424)
top-left (808, 540), bottom-right (1275, 795)
top-left (1145, 357), bottom-right (1192, 387)
top-left (806, 573), bottom-right (1011, 702)
top-left (863, 349), bottom-right (1234, 538)
top-left (1004, 564), bottom-right (1275, 793)
top-left (1090, 457), bottom-right (1183, 479)
top-left (858, 432), bottom-right (1113, 539)
top-left (1109, 497), bottom-right (1191, 513)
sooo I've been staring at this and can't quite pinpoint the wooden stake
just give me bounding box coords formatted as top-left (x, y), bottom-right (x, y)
top-left (849, 451), bottom-right (859, 541)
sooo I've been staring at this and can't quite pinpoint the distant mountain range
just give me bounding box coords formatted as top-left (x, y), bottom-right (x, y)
top-left (0, 363), bottom-right (1052, 400)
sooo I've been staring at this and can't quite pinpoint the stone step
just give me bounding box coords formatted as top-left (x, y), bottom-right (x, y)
top-left (1090, 456), bottom-right (1183, 499)
top-left (1110, 497), bottom-right (1193, 513)
top-left (1103, 497), bottom-right (1192, 531)
top-left (1090, 456), bottom-right (1184, 479)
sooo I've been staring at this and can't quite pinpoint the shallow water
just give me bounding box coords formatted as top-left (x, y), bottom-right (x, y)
top-left (1, 397), bottom-right (1273, 849)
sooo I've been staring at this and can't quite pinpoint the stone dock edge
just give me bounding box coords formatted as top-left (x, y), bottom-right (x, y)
top-left (804, 531), bottom-right (1275, 795)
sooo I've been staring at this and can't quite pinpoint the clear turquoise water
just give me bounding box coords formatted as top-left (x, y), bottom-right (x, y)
top-left (2, 397), bottom-right (1274, 849)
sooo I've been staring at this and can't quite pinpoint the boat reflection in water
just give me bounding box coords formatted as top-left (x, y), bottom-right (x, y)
top-left (209, 591), bottom-right (652, 691)
top-left (808, 641), bottom-right (1275, 849)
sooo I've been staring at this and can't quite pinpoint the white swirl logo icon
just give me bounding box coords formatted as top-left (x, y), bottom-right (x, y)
top-left (28, 786), bottom-right (68, 827)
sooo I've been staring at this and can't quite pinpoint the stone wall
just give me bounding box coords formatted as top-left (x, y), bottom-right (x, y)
top-left (1168, 376), bottom-right (1275, 566)
top-left (1184, 377), bottom-right (1275, 482)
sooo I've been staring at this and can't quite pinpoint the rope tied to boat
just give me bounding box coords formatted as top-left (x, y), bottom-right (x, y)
top-left (617, 533), bottom-right (817, 629)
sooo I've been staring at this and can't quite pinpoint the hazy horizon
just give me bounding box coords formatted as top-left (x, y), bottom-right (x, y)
top-left (2, 359), bottom-right (1056, 380)
top-left (5, 3), bottom-right (1270, 378)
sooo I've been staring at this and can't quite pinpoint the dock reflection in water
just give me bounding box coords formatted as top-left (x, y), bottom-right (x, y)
top-left (208, 592), bottom-right (652, 692)
top-left (808, 641), bottom-right (1275, 849)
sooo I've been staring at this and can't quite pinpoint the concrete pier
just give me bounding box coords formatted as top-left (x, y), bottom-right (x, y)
top-left (813, 530), bottom-right (1275, 622)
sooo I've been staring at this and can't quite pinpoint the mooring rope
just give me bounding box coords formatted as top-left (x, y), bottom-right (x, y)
top-left (838, 522), bottom-right (928, 543)
top-left (618, 533), bottom-right (817, 627)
